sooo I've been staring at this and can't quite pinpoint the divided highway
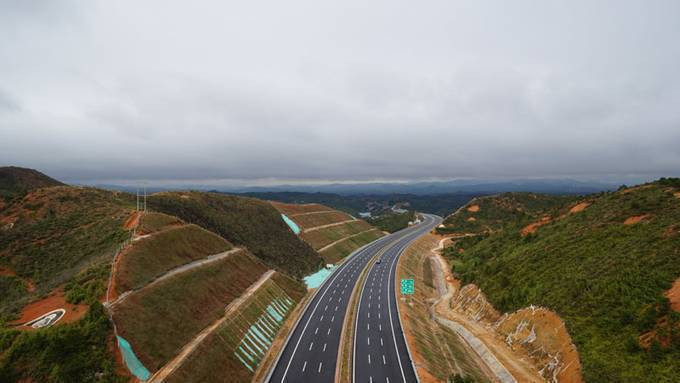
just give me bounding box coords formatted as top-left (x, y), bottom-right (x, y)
top-left (354, 214), bottom-right (442, 383)
top-left (267, 214), bottom-right (441, 383)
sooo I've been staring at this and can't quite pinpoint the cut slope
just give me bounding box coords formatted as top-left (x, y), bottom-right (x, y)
top-left (112, 250), bottom-right (269, 371)
top-left (147, 192), bottom-right (323, 278)
top-left (271, 201), bottom-right (385, 264)
top-left (115, 224), bottom-right (232, 293)
top-left (164, 272), bottom-right (306, 383)
top-left (444, 180), bottom-right (680, 382)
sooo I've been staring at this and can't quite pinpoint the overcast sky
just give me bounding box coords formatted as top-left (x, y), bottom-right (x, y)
top-left (1, 0), bottom-right (679, 185)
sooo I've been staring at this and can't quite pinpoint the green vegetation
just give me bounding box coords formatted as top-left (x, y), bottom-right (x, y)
top-left (398, 236), bottom-right (487, 382)
top-left (438, 192), bottom-right (576, 234)
top-left (64, 263), bottom-right (111, 305)
top-left (147, 192), bottom-right (323, 279)
top-left (136, 212), bottom-right (183, 235)
top-left (368, 211), bottom-right (415, 233)
top-left (116, 224), bottom-right (232, 292)
top-left (113, 251), bottom-right (268, 371)
top-left (241, 191), bottom-right (475, 217)
top-left (0, 166), bottom-right (63, 204)
top-left (166, 272), bottom-right (306, 383)
top-left (444, 182), bottom-right (680, 382)
top-left (0, 303), bottom-right (123, 383)
top-left (0, 186), bottom-right (132, 316)
top-left (300, 220), bottom-right (374, 249)
top-left (290, 210), bottom-right (353, 229)
top-left (319, 229), bottom-right (383, 263)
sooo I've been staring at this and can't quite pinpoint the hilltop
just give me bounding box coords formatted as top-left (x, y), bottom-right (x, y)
top-left (441, 178), bottom-right (680, 382)
top-left (0, 166), bottom-right (64, 208)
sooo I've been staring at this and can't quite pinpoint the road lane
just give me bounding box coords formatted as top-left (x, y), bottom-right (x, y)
top-left (353, 214), bottom-right (442, 383)
top-left (268, 216), bottom-right (437, 383)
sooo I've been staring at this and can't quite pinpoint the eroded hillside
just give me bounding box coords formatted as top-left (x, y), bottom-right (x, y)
top-left (441, 179), bottom-right (680, 382)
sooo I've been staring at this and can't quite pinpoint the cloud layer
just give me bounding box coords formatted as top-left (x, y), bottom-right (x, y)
top-left (2, 0), bottom-right (679, 184)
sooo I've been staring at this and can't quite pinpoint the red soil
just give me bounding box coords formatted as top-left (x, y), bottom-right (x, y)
top-left (466, 217), bottom-right (476, 222)
top-left (674, 192), bottom-right (680, 199)
top-left (12, 288), bottom-right (88, 329)
top-left (123, 211), bottom-right (140, 230)
top-left (467, 204), bottom-right (480, 213)
top-left (0, 266), bottom-right (36, 292)
top-left (569, 202), bottom-right (590, 214)
top-left (623, 214), bottom-right (651, 225)
top-left (520, 216), bottom-right (551, 236)
top-left (665, 278), bottom-right (680, 312)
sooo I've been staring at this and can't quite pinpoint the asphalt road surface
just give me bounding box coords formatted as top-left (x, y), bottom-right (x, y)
top-left (354, 214), bottom-right (442, 383)
top-left (268, 215), bottom-right (440, 383)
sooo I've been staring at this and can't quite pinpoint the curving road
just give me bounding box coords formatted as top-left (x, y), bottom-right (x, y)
top-left (267, 214), bottom-right (440, 383)
top-left (353, 214), bottom-right (442, 383)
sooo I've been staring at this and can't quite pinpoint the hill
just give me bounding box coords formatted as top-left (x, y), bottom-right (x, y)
top-left (441, 179), bottom-right (680, 382)
top-left (271, 201), bottom-right (384, 264)
top-left (437, 192), bottom-right (577, 235)
top-left (0, 166), bottom-right (64, 207)
top-left (0, 170), bottom-right (319, 382)
top-left (238, 191), bottom-right (475, 217)
top-left (147, 192), bottom-right (323, 278)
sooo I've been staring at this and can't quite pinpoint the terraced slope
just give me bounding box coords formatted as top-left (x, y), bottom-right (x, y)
top-left (272, 202), bottom-right (385, 263)
top-left (443, 179), bottom-right (680, 382)
top-left (112, 250), bottom-right (268, 372)
top-left (164, 272), bottom-right (306, 383)
top-left (147, 192), bottom-right (323, 278)
top-left (115, 223), bottom-right (232, 293)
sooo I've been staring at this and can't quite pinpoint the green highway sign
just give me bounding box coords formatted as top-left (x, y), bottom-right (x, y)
top-left (400, 278), bottom-right (414, 295)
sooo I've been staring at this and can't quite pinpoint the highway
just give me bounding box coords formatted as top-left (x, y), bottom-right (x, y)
top-left (353, 214), bottom-right (442, 383)
top-left (267, 214), bottom-right (440, 383)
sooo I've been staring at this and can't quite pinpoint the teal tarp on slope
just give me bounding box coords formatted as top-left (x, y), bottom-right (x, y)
top-left (303, 266), bottom-right (336, 288)
top-left (281, 214), bottom-right (301, 235)
top-left (117, 336), bottom-right (151, 381)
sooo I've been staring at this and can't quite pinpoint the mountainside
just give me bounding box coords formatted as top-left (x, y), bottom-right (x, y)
top-left (147, 191), bottom-right (324, 278)
top-left (442, 179), bottom-right (680, 382)
top-left (0, 166), bottom-right (64, 207)
top-left (270, 201), bottom-right (384, 264)
top-left (0, 169), bottom-right (323, 382)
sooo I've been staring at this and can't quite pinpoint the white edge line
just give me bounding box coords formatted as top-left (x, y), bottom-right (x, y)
top-left (264, 236), bottom-right (390, 382)
top-left (353, 216), bottom-right (435, 383)
top-left (391, 214), bottom-right (441, 383)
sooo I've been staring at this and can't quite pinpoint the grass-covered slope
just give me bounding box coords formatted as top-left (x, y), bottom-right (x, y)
top-left (272, 201), bottom-right (385, 264)
top-left (113, 250), bottom-right (268, 372)
top-left (438, 192), bottom-right (576, 234)
top-left (147, 192), bottom-right (323, 279)
top-left (0, 166), bottom-right (64, 206)
top-left (115, 224), bottom-right (232, 292)
top-left (165, 272), bottom-right (306, 383)
top-left (0, 186), bottom-right (132, 316)
top-left (444, 180), bottom-right (680, 382)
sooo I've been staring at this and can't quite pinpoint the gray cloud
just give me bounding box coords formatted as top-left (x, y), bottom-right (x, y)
top-left (1, 0), bottom-right (679, 185)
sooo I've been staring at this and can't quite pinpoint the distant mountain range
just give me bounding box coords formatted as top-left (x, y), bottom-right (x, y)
top-left (88, 178), bottom-right (618, 196)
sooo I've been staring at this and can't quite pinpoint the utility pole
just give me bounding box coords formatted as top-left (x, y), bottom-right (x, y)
top-left (136, 187), bottom-right (140, 212)
top-left (143, 185), bottom-right (147, 212)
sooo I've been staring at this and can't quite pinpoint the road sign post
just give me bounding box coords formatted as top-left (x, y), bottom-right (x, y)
top-left (400, 278), bottom-right (414, 295)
